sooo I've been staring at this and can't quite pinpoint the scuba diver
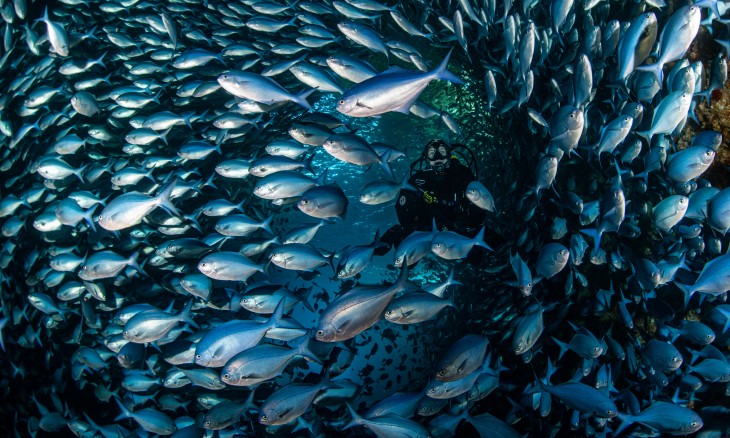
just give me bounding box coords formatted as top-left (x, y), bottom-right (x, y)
top-left (377, 139), bottom-right (497, 258)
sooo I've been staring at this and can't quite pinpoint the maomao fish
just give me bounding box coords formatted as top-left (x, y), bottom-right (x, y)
top-left (336, 49), bottom-right (463, 117)
top-left (218, 71), bottom-right (313, 110)
top-left (315, 267), bottom-right (413, 342)
top-left (98, 180), bottom-right (179, 231)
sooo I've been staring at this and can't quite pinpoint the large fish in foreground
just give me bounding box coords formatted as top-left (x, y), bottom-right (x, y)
top-left (336, 49), bottom-right (463, 117)
top-left (315, 267), bottom-right (412, 342)
top-left (98, 180), bottom-right (179, 231)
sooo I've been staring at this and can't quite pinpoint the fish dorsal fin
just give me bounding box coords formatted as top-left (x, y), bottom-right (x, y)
top-left (381, 65), bottom-right (411, 75)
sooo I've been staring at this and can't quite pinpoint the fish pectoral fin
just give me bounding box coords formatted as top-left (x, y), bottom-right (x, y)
top-left (337, 319), bottom-right (354, 334)
top-left (355, 101), bottom-right (372, 109)
top-left (392, 101), bottom-right (415, 114)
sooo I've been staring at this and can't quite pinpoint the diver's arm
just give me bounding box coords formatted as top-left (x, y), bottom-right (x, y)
top-left (395, 185), bottom-right (432, 233)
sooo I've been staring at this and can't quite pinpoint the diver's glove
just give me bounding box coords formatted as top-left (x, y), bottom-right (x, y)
top-left (422, 191), bottom-right (437, 204)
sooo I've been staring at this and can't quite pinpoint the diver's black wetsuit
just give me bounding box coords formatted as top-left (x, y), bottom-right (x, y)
top-left (396, 159), bottom-right (486, 235)
top-left (377, 158), bottom-right (491, 258)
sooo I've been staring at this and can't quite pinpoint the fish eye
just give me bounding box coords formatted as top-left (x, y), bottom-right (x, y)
top-left (429, 388), bottom-right (436, 393)
top-left (223, 373), bottom-right (229, 380)
top-left (196, 354), bottom-right (201, 359)
top-left (438, 370), bottom-right (447, 376)
top-left (527, 282), bottom-right (532, 287)
top-left (606, 410), bottom-right (614, 416)
top-left (691, 422), bottom-right (698, 427)
top-left (338, 100), bottom-right (344, 105)
top-left (261, 415), bottom-right (268, 421)
top-left (317, 330), bottom-right (324, 336)
top-left (204, 421), bottom-right (211, 426)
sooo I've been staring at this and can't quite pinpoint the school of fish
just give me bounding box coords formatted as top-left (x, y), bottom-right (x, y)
top-left (1, 0), bottom-right (730, 436)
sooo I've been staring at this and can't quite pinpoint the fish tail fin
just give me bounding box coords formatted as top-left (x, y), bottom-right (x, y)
top-left (614, 413), bottom-right (635, 436)
top-left (113, 397), bottom-right (132, 422)
top-left (74, 164), bottom-right (88, 183)
top-left (269, 298), bottom-right (285, 328)
top-left (343, 403), bottom-right (363, 430)
top-left (445, 292), bottom-right (456, 309)
top-left (433, 48), bottom-right (463, 85)
top-left (178, 299), bottom-right (199, 329)
top-left (551, 336), bottom-right (570, 361)
top-left (634, 129), bottom-right (652, 145)
top-left (499, 100), bottom-right (518, 114)
top-left (580, 228), bottom-right (602, 255)
top-left (184, 213), bottom-right (203, 233)
top-left (545, 357), bottom-right (556, 384)
top-left (304, 153), bottom-right (316, 175)
top-left (399, 172), bottom-right (415, 191)
top-left (294, 89), bottom-right (315, 110)
top-left (675, 282), bottom-right (695, 308)
top-left (155, 179), bottom-right (179, 217)
top-left (202, 172), bottom-right (217, 191)
top-left (296, 330), bottom-right (322, 364)
top-left (632, 170), bottom-right (649, 186)
top-left (716, 307), bottom-right (730, 334)
top-left (326, 252), bottom-right (336, 275)
top-left (525, 369), bottom-right (547, 395)
top-left (83, 205), bottom-right (97, 232)
top-left (261, 215), bottom-right (274, 235)
top-left (379, 152), bottom-right (394, 180)
top-left (160, 127), bottom-right (172, 146)
top-left (635, 62), bottom-right (664, 85)
top-left (474, 226), bottom-right (493, 251)
top-left (371, 228), bottom-right (383, 248)
top-left (95, 51), bottom-right (107, 70)
top-left (316, 167), bottom-right (329, 186)
top-left (182, 111), bottom-right (195, 129)
top-left (36, 7), bottom-right (49, 25)
top-left (694, 89), bottom-right (711, 106)
top-left (143, 167), bottom-right (156, 184)
top-left (394, 263), bottom-right (410, 291)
